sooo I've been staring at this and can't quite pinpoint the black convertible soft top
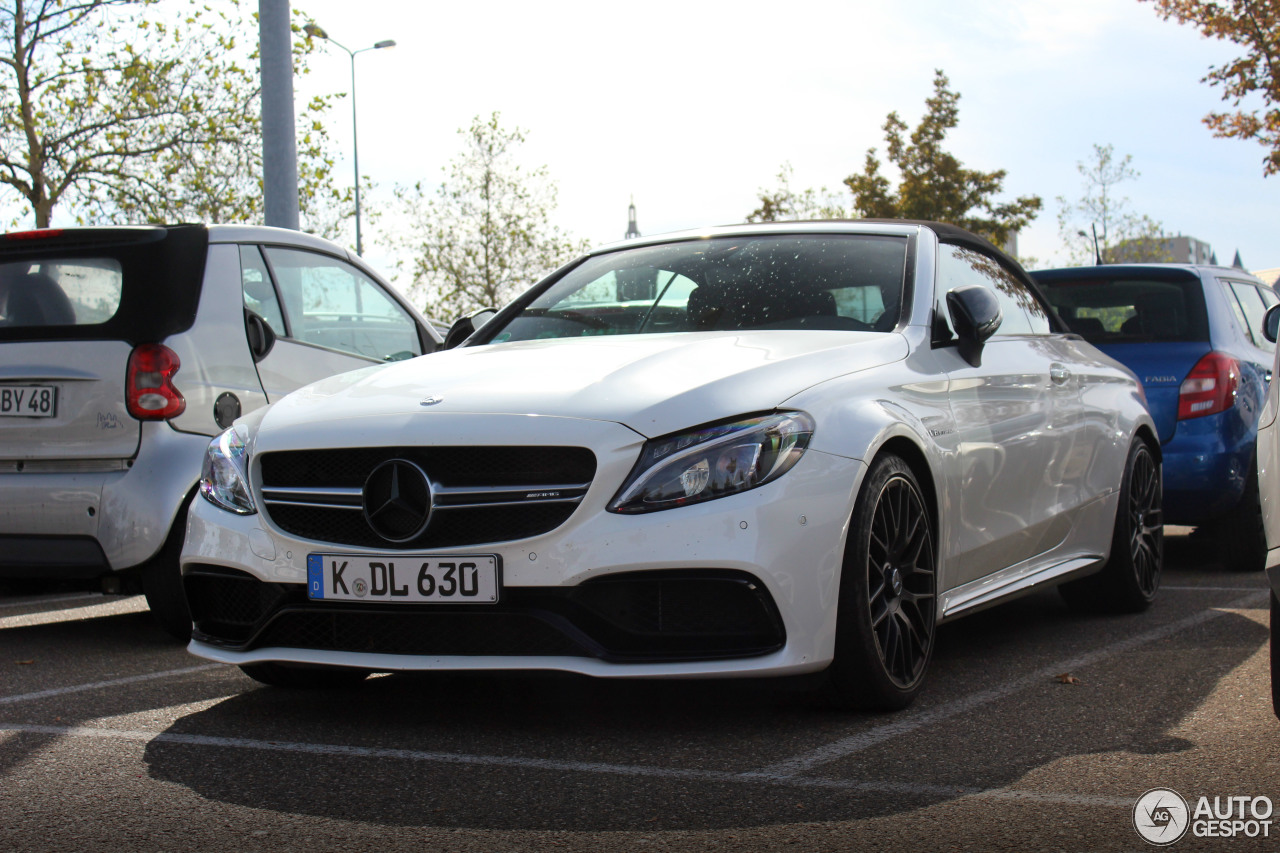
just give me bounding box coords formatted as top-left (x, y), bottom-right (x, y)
top-left (0, 224), bottom-right (209, 345)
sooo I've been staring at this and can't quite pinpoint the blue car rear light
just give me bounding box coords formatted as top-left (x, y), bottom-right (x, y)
top-left (1178, 351), bottom-right (1239, 420)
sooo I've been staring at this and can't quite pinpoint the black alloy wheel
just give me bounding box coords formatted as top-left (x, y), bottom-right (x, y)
top-left (828, 454), bottom-right (937, 710)
top-left (1126, 442), bottom-right (1163, 598)
top-left (1061, 439), bottom-right (1163, 613)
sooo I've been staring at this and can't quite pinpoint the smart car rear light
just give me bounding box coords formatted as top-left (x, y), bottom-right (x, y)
top-left (126, 343), bottom-right (185, 420)
top-left (1178, 351), bottom-right (1238, 420)
top-left (3, 228), bottom-right (65, 240)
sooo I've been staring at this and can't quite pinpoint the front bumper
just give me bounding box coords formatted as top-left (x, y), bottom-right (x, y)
top-left (181, 421), bottom-right (864, 678)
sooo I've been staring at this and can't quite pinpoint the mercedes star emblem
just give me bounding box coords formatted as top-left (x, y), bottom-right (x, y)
top-left (362, 459), bottom-right (434, 543)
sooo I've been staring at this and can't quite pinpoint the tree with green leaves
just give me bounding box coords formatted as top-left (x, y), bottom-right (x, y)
top-left (843, 70), bottom-right (1042, 246)
top-left (0, 0), bottom-right (348, 235)
top-left (1142, 0), bottom-right (1280, 175)
top-left (1056, 143), bottom-right (1171, 264)
top-left (395, 112), bottom-right (588, 319)
top-left (747, 162), bottom-right (848, 222)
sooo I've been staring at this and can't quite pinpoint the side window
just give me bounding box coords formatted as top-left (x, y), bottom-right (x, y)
top-left (262, 247), bottom-right (422, 361)
top-left (239, 245), bottom-right (286, 335)
top-left (1226, 280), bottom-right (1275, 352)
top-left (936, 243), bottom-right (1050, 338)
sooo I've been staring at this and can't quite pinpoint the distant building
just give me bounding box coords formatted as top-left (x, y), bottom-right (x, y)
top-left (1111, 234), bottom-right (1215, 265)
top-left (1162, 235), bottom-right (1215, 265)
top-left (625, 199), bottom-right (640, 240)
top-left (1252, 268), bottom-right (1280, 288)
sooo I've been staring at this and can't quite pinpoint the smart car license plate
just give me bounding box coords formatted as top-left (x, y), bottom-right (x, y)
top-left (306, 554), bottom-right (499, 603)
top-left (0, 384), bottom-right (56, 418)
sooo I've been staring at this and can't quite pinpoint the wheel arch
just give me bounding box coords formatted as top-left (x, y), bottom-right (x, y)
top-left (869, 434), bottom-right (941, 537)
top-left (1135, 422), bottom-right (1162, 463)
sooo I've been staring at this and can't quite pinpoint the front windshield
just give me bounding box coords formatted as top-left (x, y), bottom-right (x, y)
top-left (487, 234), bottom-right (908, 344)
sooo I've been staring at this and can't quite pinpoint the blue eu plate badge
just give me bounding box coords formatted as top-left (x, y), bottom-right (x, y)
top-left (307, 554), bottom-right (324, 599)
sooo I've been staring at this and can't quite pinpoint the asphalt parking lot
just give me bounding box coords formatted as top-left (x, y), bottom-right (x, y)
top-left (1, 527), bottom-right (1276, 852)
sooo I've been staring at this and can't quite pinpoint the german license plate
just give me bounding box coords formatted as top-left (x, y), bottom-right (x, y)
top-left (306, 554), bottom-right (499, 603)
top-left (0, 384), bottom-right (56, 418)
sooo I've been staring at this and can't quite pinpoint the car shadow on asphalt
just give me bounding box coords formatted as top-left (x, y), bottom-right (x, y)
top-left (0, 608), bottom-right (235, 779)
top-left (140, 581), bottom-right (1269, 832)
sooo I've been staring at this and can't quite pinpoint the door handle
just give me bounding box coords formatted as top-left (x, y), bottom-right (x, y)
top-left (1050, 364), bottom-right (1071, 385)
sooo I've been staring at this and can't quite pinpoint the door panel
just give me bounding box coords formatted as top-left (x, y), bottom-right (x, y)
top-left (254, 340), bottom-right (377, 401)
top-left (940, 339), bottom-right (1065, 585)
top-left (245, 246), bottom-right (423, 402)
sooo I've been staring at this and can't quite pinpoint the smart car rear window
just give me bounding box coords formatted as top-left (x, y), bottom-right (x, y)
top-left (1037, 275), bottom-right (1209, 343)
top-left (0, 259), bottom-right (123, 327)
top-left (0, 225), bottom-right (208, 344)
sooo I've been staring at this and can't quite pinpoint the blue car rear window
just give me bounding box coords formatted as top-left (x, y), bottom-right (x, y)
top-left (1036, 275), bottom-right (1209, 343)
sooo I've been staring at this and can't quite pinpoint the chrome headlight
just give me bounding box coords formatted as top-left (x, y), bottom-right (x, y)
top-left (199, 423), bottom-right (257, 515)
top-left (608, 412), bottom-right (814, 514)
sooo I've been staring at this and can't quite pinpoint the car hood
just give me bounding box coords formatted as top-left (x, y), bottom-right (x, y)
top-left (259, 330), bottom-right (908, 440)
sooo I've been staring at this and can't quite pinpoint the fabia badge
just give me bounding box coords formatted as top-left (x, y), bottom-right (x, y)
top-left (1134, 788), bottom-right (1190, 845)
top-left (420, 395), bottom-right (444, 406)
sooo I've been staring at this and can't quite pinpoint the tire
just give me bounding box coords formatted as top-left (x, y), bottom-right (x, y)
top-left (141, 503), bottom-right (193, 642)
top-left (1216, 463), bottom-right (1267, 573)
top-left (1060, 439), bottom-right (1163, 614)
top-left (827, 454), bottom-right (937, 711)
top-left (1272, 591), bottom-right (1280, 720)
top-left (239, 662), bottom-right (370, 689)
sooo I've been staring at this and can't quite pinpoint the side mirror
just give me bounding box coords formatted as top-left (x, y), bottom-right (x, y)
top-left (1265, 304), bottom-right (1280, 344)
top-left (946, 284), bottom-right (1002, 367)
top-left (444, 308), bottom-right (497, 350)
top-left (946, 285), bottom-right (1002, 345)
top-left (244, 308), bottom-right (276, 362)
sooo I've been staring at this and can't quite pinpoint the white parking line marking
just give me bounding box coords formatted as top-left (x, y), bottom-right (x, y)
top-left (0, 722), bottom-right (1133, 808)
top-left (0, 664), bottom-right (223, 706)
top-left (0, 592), bottom-right (105, 610)
top-left (1162, 585), bottom-right (1269, 593)
top-left (748, 590), bottom-right (1268, 778)
top-left (0, 597), bottom-right (150, 630)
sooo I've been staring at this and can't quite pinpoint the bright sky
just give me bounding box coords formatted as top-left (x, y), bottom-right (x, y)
top-left (293, 0), bottom-right (1273, 282)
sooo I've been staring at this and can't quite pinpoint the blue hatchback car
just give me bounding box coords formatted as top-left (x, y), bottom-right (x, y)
top-left (1034, 264), bottom-right (1277, 571)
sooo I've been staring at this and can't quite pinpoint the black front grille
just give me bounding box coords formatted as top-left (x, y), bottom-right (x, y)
top-left (256, 609), bottom-right (589, 657)
top-left (187, 568), bottom-right (785, 663)
top-left (265, 502), bottom-right (576, 549)
top-left (258, 446), bottom-right (596, 549)
top-left (261, 446), bottom-right (596, 489)
top-left (185, 566), bottom-right (296, 645)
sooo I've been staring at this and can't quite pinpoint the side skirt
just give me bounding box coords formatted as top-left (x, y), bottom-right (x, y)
top-left (939, 553), bottom-right (1104, 622)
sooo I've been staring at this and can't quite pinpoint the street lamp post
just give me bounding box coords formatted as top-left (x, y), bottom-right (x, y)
top-left (304, 23), bottom-right (395, 257)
